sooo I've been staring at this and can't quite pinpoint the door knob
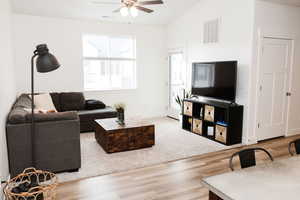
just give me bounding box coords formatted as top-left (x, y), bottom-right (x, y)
top-left (286, 92), bottom-right (292, 97)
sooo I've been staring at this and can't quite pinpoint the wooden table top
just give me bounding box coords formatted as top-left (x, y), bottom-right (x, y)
top-left (202, 156), bottom-right (300, 200)
top-left (95, 118), bottom-right (155, 131)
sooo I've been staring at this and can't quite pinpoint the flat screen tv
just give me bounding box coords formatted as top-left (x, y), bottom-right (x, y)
top-left (192, 61), bottom-right (237, 102)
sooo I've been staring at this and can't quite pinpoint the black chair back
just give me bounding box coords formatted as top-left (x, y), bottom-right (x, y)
top-left (229, 148), bottom-right (274, 171)
top-left (289, 139), bottom-right (300, 156)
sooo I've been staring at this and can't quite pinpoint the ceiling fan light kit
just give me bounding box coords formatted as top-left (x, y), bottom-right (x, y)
top-left (130, 6), bottom-right (139, 17)
top-left (109, 0), bottom-right (164, 17)
top-left (120, 7), bottom-right (129, 16)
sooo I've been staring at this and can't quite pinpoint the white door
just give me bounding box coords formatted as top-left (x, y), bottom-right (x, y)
top-left (168, 52), bottom-right (186, 119)
top-left (257, 38), bottom-right (292, 141)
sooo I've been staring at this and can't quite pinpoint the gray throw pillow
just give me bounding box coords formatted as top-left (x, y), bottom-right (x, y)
top-left (13, 94), bottom-right (32, 109)
top-left (60, 92), bottom-right (85, 111)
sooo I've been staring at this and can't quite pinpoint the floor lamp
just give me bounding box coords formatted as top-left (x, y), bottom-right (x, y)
top-left (31, 44), bottom-right (60, 166)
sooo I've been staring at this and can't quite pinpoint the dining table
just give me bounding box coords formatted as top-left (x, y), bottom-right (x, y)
top-left (202, 156), bottom-right (300, 200)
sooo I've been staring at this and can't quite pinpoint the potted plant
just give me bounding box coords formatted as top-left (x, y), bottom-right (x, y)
top-left (175, 89), bottom-right (191, 123)
top-left (114, 103), bottom-right (126, 125)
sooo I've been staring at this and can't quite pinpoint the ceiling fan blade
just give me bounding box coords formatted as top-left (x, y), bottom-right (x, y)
top-left (138, 0), bottom-right (163, 5)
top-left (113, 7), bottom-right (123, 13)
top-left (135, 6), bottom-right (154, 13)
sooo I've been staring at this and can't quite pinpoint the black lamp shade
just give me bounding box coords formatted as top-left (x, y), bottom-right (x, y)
top-left (35, 44), bottom-right (60, 73)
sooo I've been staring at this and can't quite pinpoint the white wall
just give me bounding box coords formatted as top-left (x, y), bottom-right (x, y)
top-left (0, 0), bottom-right (16, 195)
top-left (167, 0), bottom-right (256, 143)
top-left (12, 14), bottom-right (168, 118)
top-left (11, 0), bottom-right (300, 147)
top-left (248, 1), bottom-right (300, 142)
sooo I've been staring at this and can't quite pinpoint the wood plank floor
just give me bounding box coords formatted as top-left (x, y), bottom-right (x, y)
top-left (57, 135), bottom-right (300, 200)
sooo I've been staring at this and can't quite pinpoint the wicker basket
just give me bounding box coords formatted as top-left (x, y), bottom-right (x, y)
top-left (3, 168), bottom-right (58, 200)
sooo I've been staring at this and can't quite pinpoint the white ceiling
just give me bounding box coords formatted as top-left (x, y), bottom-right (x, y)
top-left (261, 0), bottom-right (300, 7)
top-left (11, 0), bottom-right (200, 25)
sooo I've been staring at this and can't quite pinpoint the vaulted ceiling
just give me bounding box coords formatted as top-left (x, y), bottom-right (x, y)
top-left (11, 0), bottom-right (300, 25)
top-left (11, 0), bottom-right (200, 25)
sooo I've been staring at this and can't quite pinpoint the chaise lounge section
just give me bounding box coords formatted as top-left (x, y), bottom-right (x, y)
top-left (50, 92), bottom-right (117, 132)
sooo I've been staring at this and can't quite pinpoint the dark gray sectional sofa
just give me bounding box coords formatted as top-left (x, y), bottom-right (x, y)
top-left (6, 92), bottom-right (117, 177)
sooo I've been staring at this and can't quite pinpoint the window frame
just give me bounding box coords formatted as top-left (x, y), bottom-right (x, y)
top-left (82, 34), bottom-right (137, 91)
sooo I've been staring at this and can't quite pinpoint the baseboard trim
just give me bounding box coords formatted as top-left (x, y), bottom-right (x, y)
top-left (167, 116), bottom-right (179, 121)
top-left (287, 128), bottom-right (300, 136)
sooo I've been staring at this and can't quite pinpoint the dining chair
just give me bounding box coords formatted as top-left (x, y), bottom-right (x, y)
top-left (229, 147), bottom-right (274, 171)
top-left (288, 139), bottom-right (300, 156)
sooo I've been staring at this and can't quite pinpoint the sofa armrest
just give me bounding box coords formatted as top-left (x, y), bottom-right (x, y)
top-left (26, 111), bottom-right (79, 123)
top-left (6, 119), bottom-right (81, 177)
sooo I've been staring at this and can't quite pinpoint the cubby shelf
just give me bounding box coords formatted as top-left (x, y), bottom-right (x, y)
top-left (182, 98), bottom-right (243, 146)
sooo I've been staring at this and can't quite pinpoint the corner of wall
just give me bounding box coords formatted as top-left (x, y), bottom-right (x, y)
top-left (0, 0), bottom-right (17, 183)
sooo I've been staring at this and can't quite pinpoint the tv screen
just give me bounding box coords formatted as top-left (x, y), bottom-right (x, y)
top-left (192, 61), bottom-right (237, 101)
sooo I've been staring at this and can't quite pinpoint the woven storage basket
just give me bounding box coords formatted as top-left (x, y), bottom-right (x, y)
top-left (3, 168), bottom-right (58, 200)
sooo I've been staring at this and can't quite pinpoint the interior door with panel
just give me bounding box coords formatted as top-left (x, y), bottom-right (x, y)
top-left (167, 52), bottom-right (186, 119)
top-left (257, 38), bottom-right (292, 141)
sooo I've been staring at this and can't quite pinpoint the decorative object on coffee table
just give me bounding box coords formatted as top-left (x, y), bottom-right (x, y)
top-left (94, 118), bottom-right (155, 153)
top-left (4, 168), bottom-right (58, 200)
top-left (30, 44), bottom-right (60, 166)
top-left (114, 103), bottom-right (126, 125)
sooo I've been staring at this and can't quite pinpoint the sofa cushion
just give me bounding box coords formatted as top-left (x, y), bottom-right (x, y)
top-left (60, 92), bottom-right (85, 111)
top-left (78, 107), bottom-right (117, 122)
top-left (26, 111), bottom-right (78, 122)
top-left (50, 92), bottom-right (62, 112)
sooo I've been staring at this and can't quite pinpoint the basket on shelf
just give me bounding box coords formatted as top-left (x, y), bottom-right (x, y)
top-left (3, 168), bottom-right (58, 200)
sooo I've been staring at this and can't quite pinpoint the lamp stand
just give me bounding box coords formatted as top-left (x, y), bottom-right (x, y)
top-left (29, 44), bottom-right (60, 168)
top-left (31, 52), bottom-right (38, 167)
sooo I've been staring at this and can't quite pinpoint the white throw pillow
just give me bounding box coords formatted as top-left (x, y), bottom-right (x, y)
top-left (31, 93), bottom-right (57, 112)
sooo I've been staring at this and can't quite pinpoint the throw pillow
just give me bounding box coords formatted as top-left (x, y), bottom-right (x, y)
top-left (30, 93), bottom-right (58, 113)
top-left (60, 92), bottom-right (85, 111)
top-left (85, 99), bottom-right (106, 110)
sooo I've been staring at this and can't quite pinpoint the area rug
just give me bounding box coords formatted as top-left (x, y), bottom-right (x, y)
top-left (57, 117), bottom-right (228, 183)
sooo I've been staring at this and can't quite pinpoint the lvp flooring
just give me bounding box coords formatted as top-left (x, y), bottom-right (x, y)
top-left (57, 134), bottom-right (300, 200)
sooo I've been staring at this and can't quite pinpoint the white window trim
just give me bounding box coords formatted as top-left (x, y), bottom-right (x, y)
top-left (82, 34), bottom-right (137, 91)
top-left (84, 57), bottom-right (136, 61)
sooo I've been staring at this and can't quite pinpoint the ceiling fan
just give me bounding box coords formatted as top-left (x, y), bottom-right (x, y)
top-left (92, 0), bottom-right (164, 17)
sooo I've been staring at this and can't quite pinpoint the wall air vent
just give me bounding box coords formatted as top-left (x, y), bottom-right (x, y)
top-left (203, 18), bottom-right (220, 44)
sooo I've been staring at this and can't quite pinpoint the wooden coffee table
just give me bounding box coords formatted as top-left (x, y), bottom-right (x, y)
top-left (94, 118), bottom-right (155, 153)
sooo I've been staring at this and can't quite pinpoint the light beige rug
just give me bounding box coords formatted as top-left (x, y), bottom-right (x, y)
top-left (57, 117), bottom-right (228, 183)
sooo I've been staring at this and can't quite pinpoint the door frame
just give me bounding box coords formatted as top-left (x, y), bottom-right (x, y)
top-left (167, 48), bottom-right (187, 119)
top-left (254, 32), bottom-right (295, 141)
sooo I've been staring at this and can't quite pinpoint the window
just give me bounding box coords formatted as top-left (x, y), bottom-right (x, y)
top-left (82, 35), bottom-right (137, 91)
